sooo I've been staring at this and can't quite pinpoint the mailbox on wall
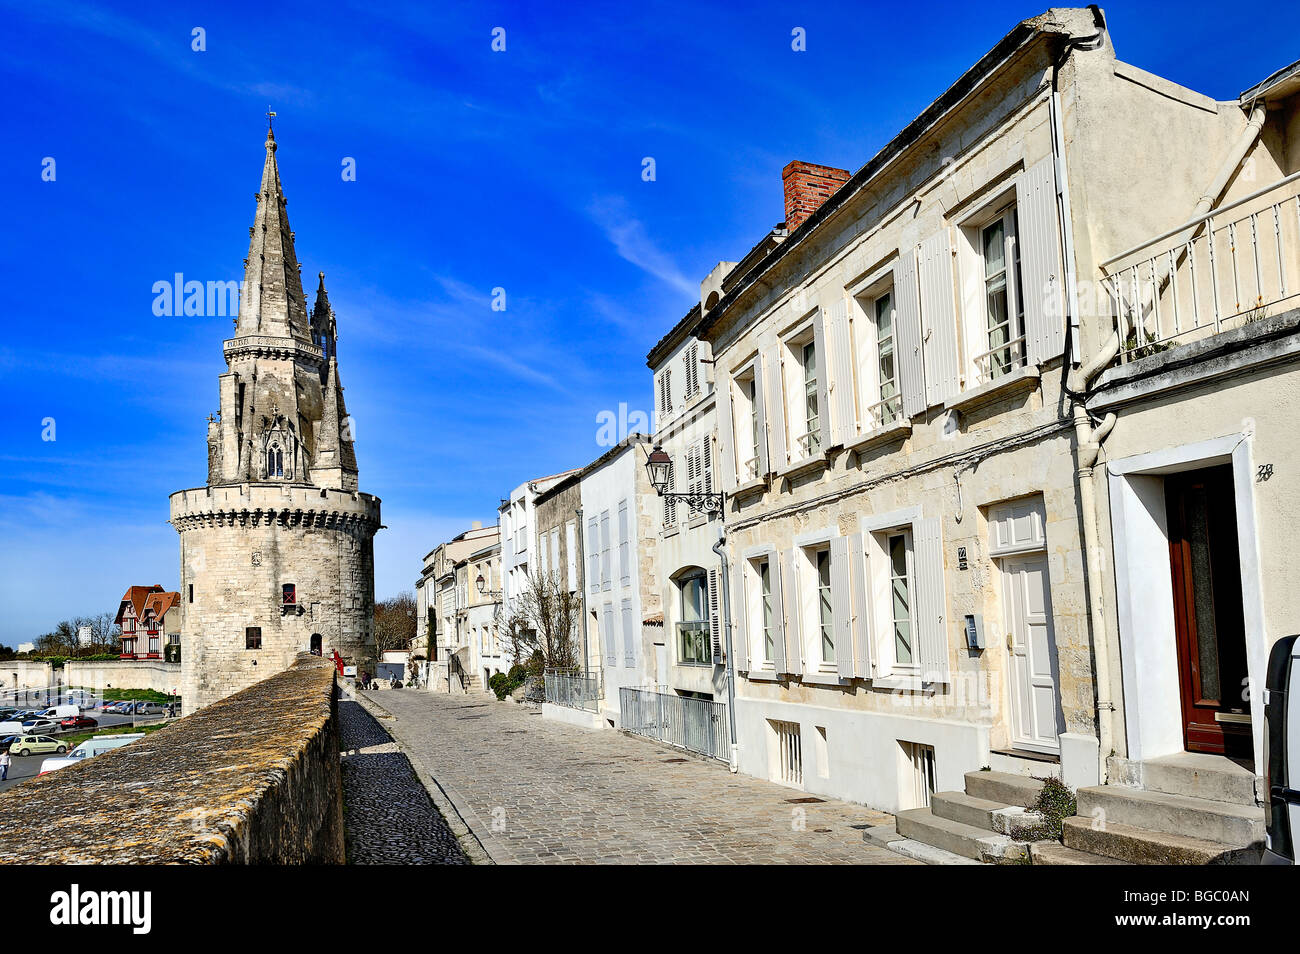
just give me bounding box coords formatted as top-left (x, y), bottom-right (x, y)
top-left (963, 613), bottom-right (985, 651)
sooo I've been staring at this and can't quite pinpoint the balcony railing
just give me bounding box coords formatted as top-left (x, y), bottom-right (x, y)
top-left (1102, 171), bottom-right (1300, 360)
top-left (543, 667), bottom-right (602, 711)
top-left (971, 334), bottom-right (1027, 385)
top-left (619, 687), bottom-right (729, 761)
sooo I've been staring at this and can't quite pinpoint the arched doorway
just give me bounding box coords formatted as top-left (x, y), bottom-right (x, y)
top-left (310, 633), bottom-right (322, 656)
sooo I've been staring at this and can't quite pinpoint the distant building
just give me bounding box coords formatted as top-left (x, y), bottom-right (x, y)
top-left (114, 585), bottom-right (180, 659)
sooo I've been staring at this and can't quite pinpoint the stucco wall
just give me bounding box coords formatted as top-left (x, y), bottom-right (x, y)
top-left (0, 654), bottom-right (343, 864)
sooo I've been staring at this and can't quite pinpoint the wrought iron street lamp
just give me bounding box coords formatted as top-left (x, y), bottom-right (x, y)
top-left (644, 442), bottom-right (724, 515)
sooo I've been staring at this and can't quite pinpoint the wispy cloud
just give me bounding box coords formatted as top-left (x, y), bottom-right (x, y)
top-left (587, 196), bottom-right (697, 298)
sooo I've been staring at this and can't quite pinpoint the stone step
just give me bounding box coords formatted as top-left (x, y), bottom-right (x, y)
top-left (862, 826), bottom-right (981, 865)
top-left (1061, 816), bottom-right (1259, 865)
top-left (931, 791), bottom-right (1005, 831)
top-left (1140, 753), bottom-right (1258, 807)
top-left (896, 807), bottom-right (1028, 863)
top-left (1029, 841), bottom-right (1131, 865)
top-left (963, 770), bottom-right (1044, 808)
top-left (1076, 785), bottom-right (1263, 847)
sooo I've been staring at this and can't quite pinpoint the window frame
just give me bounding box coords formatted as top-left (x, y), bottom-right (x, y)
top-left (675, 569), bottom-right (711, 666)
top-left (781, 318), bottom-right (821, 463)
top-left (958, 192), bottom-right (1028, 388)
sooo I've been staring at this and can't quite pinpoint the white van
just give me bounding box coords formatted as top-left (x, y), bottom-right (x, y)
top-left (37, 733), bottom-right (145, 775)
top-left (39, 705), bottom-right (79, 719)
top-left (0, 721), bottom-right (23, 736)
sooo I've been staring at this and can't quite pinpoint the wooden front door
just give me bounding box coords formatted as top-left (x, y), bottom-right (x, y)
top-left (1004, 554), bottom-right (1062, 755)
top-left (1165, 465), bottom-right (1252, 758)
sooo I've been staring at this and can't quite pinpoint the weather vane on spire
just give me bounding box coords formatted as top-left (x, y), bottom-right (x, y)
top-left (267, 108), bottom-right (276, 129)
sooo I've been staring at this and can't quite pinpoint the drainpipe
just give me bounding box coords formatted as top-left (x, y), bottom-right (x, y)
top-left (712, 532), bottom-right (740, 773)
top-left (575, 506), bottom-right (590, 677)
top-left (1061, 88), bottom-right (1267, 783)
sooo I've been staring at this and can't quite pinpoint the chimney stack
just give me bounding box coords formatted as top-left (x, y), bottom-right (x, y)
top-left (782, 160), bottom-right (851, 233)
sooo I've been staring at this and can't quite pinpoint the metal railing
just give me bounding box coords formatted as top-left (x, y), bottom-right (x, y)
top-left (971, 334), bottom-right (1027, 384)
top-left (1102, 171), bottom-right (1300, 360)
top-left (619, 687), bottom-right (729, 761)
top-left (543, 667), bottom-right (602, 711)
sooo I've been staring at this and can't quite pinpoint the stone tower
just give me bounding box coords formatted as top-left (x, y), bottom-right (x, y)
top-left (171, 123), bottom-right (382, 710)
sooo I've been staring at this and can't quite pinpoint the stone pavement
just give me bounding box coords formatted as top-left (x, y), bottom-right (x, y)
top-left (338, 696), bottom-right (469, 864)
top-left (360, 689), bottom-right (920, 865)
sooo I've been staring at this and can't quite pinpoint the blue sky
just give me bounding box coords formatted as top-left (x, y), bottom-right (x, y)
top-left (0, 0), bottom-right (1293, 644)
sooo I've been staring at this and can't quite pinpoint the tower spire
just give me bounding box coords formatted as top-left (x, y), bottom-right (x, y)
top-left (235, 118), bottom-right (310, 342)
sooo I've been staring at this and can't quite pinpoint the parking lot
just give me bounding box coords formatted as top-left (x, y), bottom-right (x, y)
top-left (0, 696), bottom-right (175, 794)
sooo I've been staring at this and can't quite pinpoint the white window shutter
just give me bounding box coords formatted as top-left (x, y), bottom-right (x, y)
top-left (831, 535), bottom-right (854, 679)
top-left (731, 562), bottom-right (748, 672)
top-left (603, 605), bottom-right (615, 663)
top-left (708, 568), bottom-right (723, 664)
top-left (914, 516), bottom-right (951, 683)
top-left (762, 343), bottom-right (787, 472)
top-left (587, 518), bottom-right (599, 594)
top-left (752, 355), bottom-right (770, 477)
top-left (701, 436), bottom-right (713, 494)
top-left (717, 373), bottom-right (737, 492)
top-left (849, 532), bottom-right (873, 677)
top-left (664, 368), bottom-right (672, 411)
top-left (782, 547), bottom-right (802, 676)
top-left (663, 459), bottom-right (676, 525)
top-left (894, 249), bottom-right (926, 419)
top-left (812, 309), bottom-right (831, 449)
top-left (1017, 155), bottom-right (1065, 365)
top-left (919, 228), bottom-right (960, 406)
top-left (617, 501), bottom-right (630, 586)
top-left (621, 598), bottom-right (635, 668)
top-left (600, 511), bottom-right (611, 590)
top-left (768, 553), bottom-right (787, 674)
top-left (827, 297), bottom-right (856, 446)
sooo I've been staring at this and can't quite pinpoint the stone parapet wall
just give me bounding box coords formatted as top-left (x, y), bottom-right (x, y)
top-left (65, 659), bottom-right (181, 693)
top-left (0, 654), bottom-right (343, 864)
top-left (169, 482), bottom-right (381, 529)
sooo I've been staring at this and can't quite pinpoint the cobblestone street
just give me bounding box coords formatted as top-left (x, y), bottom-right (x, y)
top-left (359, 689), bottom-right (919, 865)
top-left (339, 697), bottom-right (469, 864)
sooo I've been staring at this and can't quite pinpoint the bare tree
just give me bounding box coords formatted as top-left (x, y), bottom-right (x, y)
top-left (505, 570), bottom-right (582, 675)
top-left (373, 591), bottom-right (418, 662)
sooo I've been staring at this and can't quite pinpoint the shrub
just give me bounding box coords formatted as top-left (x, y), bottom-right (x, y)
top-left (1011, 775), bottom-right (1077, 841)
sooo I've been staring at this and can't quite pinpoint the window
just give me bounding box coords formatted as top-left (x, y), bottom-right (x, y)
top-left (245, 627), bottom-right (262, 650)
top-left (686, 438), bottom-right (713, 517)
top-left (816, 549), bottom-right (834, 665)
top-left (900, 740), bottom-right (936, 809)
top-left (758, 558), bottom-right (774, 663)
top-left (977, 206), bottom-right (1026, 382)
top-left (188, 583), bottom-right (193, 603)
top-left (282, 583), bottom-right (296, 608)
top-left (149, 636), bottom-right (160, 655)
top-left (565, 521), bottom-right (577, 592)
top-left (657, 368), bottom-right (673, 418)
top-left (771, 719), bottom-right (803, 786)
top-left (677, 570), bottom-right (710, 665)
top-left (886, 530), bottom-right (916, 670)
top-left (266, 443), bottom-right (284, 478)
top-left (873, 290), bottom-right (900, 425)
top-left (801, 340), bottom-right (820, 455)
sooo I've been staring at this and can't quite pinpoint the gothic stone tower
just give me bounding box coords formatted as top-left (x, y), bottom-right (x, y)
top-left (171, 123), bottom-right (381, 710)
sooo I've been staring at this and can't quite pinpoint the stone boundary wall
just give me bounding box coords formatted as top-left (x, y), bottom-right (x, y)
top-left (66, 659), bottom-right (182, 693)
top-left (0, 654), bottom-right (343, 863)
top-left (0, 660), bottom-right (54, 690)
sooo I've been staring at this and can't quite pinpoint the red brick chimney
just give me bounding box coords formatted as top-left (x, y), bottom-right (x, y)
top-left (782, 160), bottom-right (851, 233)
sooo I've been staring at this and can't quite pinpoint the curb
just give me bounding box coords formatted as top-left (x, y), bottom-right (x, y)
top-left (346, 686), bottom-right (508, 865)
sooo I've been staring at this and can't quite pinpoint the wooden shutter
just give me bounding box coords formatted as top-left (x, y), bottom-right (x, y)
top-left (919, 228), bottom-right (960, 406)
top-left (831, 535), bottom-right (854, 679)
top-left (617, 501), bottom-right (630, 586)
top-left (782, 547), bottom-right (802, 676)
top-left (914, 516), bottom-right (951, 683)
top-left (708, 568), bottom-right (723, 664)
top-left (762, 343), bottom-right (787, 472)
top-left (600, 511), bottom-right (611, 590)
top-left (701, 436), bottom-right (713, 494)
top-left (732, 561), bottom-right (748, 671)
top-left (621, 598), bottom-right (635, 668)
top-left (894, 249), bottom-right (926, 418)
top-left (849, 532), bottom-right (873, 677)
top-left (812, 310), bottom-right (831, 450)
top-left (664, 368), bottom-right (672, 412)
top-left (717, 373), bottom-right (737, 491)
top-left (663, 459), bottom-right (676, 525)
top-left (587, 517), bottom-right (599, 594)
top-left (603, 605), bottom-right (616, 663)
top-left (827, 296), bottom-right (857, 447)
top-left (768, 553), bottom-right (786, 673)
top-left (752, 356), bottom-right (770, 477)
top-left (1017, 155), bottom-right (1065, 365)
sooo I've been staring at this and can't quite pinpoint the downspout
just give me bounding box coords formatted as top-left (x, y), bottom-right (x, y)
top-left (712, 532), bottom-right (740, 773)
top-left (575, 506), bottom-right (590, 677)
top-left (1060, 68), bottom-right (1266, 783)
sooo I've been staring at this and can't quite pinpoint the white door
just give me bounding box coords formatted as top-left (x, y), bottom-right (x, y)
top-left (1003, 554), bottom-right (1061, 754)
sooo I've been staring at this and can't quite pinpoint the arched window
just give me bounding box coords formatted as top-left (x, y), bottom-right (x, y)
top-left (310, 633), bottom-right (322, 655)
top-left (675, 568), bottom-right (710, 665)
top-left (266, 443), bottom-right (284, 478)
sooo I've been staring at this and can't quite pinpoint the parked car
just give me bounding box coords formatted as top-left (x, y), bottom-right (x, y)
top-left (10, 736), bottom-right (67, 757)
top-left (135, 704), bottom-right (165, 716)
top-left (0, 735), bottom-right (19, 753)
top-left (60, 716), bottom-right (98, 730)
top-left (21, 719), bottom-right (58, 733)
